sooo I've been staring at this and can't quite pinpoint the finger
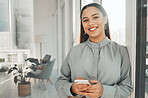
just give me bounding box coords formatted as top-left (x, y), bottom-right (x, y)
top-left (79, 86), bottom-right (94, 92)
top-left (73, 83), bottom-right (86, 89)
top-left (79, 87), bottom-right (90, 91)
top-left (91, 97), bottom-right (99, 98)
top-left (89, 80), bottom-right (99, 84)
top-left (77, 86), bottom-right (88, 90)
top-left (77, 84), bottom-right (88, 87)
top-left (85, 85), bottom-right (99, 92)
top-left (77, 84), bottom-right (88, 86)
top-left (76, 77), bottom-right (85, 80)
top-left (76, 91), bottom-right (89, 96)
top-left (86, 87), bottom-right (97, 91)
top-left (83, 92), bottom-right (100, 97)
top-left (85, 84), bottom-right (98, 90)
top-left (72, 83), bottom-right (87, 94)
top-left (85, 89), bottom-right (99, 93)
top-left (85, 85), bottom-right (92, 90)
top-left (74, 86), bottom-right (86, 94)
top-left (77, 85), bottom-right (90, 91)
top-left (72, 83), bottom-right (79, 94)
top-left (73, 82), bottom-right (77, 85)
top-left (76, 84), bottom-right (88, 90)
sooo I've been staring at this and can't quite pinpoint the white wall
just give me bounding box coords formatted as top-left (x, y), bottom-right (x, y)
top-left (72, 0), bottom-right (81, 46)
top-left (10, 0), bottom-right (16, 49)
top-left (34, 0), bottom-right (57, 69)
top-left (10, 0), bottom-right (34, 56)
top-left (56, 0), bottom-right (75, 74)
top-left (126, 0), bottom-right (136, 98)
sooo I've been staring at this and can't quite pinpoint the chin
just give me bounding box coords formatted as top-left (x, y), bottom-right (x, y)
top-left (88, 33), bottom-right (99, 38)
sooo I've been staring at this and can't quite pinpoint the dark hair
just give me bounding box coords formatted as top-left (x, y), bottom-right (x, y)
top-left (80, 3), bottom-right (111, 43)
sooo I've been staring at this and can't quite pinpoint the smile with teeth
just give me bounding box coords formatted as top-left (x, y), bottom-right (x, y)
top-left (89, 27), bottom-right (98, 31)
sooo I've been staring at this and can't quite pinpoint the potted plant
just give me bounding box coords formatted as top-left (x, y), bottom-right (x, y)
top-left (8, 61), bottom-right (31, 97)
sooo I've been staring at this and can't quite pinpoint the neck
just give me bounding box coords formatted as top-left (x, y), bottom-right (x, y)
top-left (89, 34), bottom-right (106, 43)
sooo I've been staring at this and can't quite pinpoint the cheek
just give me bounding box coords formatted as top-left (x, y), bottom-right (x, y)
top-left (97, 21), bottom-right (104, 26)
top-left (82, 24), bottom-right (88, 31)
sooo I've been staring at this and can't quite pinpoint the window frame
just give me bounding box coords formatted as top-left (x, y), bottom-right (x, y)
top-left (135, 0), bottom-right (147, 98)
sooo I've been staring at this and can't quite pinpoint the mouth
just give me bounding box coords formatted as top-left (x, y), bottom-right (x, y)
top-left (88, 27), bottom-right (98, 32)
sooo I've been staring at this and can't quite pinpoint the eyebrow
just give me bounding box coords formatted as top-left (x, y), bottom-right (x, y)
top-left (82, 17), bottom-right (87, 20)
top-left (82, 13), bottom-right (100, 20)
top-left (92, 13), bottom-right (100, 16)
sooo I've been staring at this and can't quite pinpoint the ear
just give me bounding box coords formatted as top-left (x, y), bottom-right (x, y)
top-left (104, 16), bottom-right (108, 25)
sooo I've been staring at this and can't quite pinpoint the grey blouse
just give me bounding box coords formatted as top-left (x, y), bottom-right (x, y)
top-left (55, 37), bottom-right (133, 98)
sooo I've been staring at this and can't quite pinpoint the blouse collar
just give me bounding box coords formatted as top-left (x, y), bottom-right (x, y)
top-left (86, 37), bottom-right (110, 48)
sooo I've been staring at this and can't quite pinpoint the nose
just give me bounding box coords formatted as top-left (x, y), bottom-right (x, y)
top-left (89, 19), bottom-right (95, 25)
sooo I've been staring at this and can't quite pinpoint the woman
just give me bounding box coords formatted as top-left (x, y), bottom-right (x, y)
top-left (55, 3), bottom-right (133, 98)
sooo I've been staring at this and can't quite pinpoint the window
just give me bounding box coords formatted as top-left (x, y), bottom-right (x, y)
top-left (0, 0), bottom-right (9, 32)
top-left (145, 1), bottom-right (148, 97)
top-left (136, 0), bottom-right (147, 97)
top-left (102, 0), bottom-right (125, 45)
top-left (81, 0), bottom-right (93, 8)
top-left (0, 0), bottom-right (10, 49)
top-left (62, 4), bottom-right (65, 61)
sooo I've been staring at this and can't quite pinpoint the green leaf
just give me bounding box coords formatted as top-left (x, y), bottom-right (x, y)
top-left (13, 67), bottom-right (18, 70)
top-left (14, 76), bottom-right (17, 84)
top-left (7, 69), bottom-right (13, 74)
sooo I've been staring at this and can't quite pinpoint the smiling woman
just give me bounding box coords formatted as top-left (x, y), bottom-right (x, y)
top-left (55, 3), bottom-right (132, 98)
top-left (80, 3), bottom-right (110, 43)
top-left (81, 7), bottom-right (107, 43)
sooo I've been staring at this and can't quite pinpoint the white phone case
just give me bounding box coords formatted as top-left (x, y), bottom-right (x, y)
top-left (74, 80), bottom-right (90, 84)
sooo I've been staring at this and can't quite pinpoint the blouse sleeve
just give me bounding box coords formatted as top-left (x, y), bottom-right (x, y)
top-left (101, 46), bottom-right (133, 98)
top-left (55, 51), bottom-right (73, 98)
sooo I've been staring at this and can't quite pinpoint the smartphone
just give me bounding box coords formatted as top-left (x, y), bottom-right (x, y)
top-left (74, 80), bottom-right (90, 84)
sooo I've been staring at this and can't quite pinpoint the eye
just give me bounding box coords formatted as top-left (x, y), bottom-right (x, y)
top-left (93, 16), bottom-right (99, 19)
top-left (83, 19), bottom-right (88, 22)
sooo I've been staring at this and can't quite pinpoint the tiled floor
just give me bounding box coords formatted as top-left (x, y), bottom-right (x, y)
top-left (0, 70), bottom-right (59, 98)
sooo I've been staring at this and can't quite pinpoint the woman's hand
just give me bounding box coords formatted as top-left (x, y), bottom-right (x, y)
top-left (71, 78), bottom-right (89, 95)
top-left (83, 80), bottom-right (103, 98)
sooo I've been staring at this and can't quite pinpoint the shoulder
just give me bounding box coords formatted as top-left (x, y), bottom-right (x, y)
top-left (63, 41), bottom-right (88, 62)
top-left (106, 40), bottom-right (123, 51)
top-left (119, 45), bottom-right (129, 58)
top-left (111, 41), bottom-right (129, 57)
top-left (107, 40), bottom-right (128, 55)
top-left (109, 40), bottom-right (126, 49)
top-left (68, 42), bottom-right (87, 56)
top-left (108, 40), bottom-right (121, 48)
top-left (111, 41), bottom-right (128, 55)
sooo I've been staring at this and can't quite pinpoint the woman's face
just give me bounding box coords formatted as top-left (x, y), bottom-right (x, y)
top-left (81, 7), bottom-right (107, 42)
